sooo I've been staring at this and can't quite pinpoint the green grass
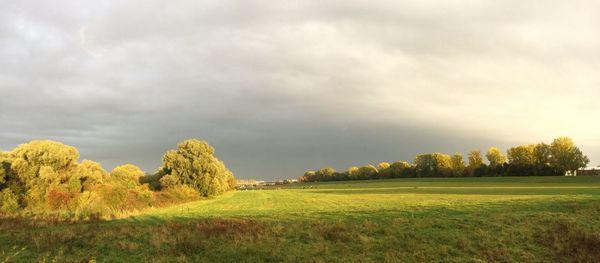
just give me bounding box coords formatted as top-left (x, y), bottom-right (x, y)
top-left (2, 176), bottom-right (600, 262)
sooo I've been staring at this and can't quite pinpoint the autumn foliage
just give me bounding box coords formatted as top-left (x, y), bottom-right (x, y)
top-left (0, 139), bottom-right (235, 220)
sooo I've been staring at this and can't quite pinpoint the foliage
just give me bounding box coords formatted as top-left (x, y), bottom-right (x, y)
top-left (158, 139), bottom-right (235, 197)
top-left (486, 147), bottom-right (507, 168)
top-left (415, 153), bottom-right (452, 177)
top-left (450, 153), bottom-right (465, 176)
top-left (467, 150), bottom-right (485, 176)
top-left (111, 164), bottom-right (144, 189)
top-left (0, 138), bottom-right (231, 220)
top-left (0, 188), bottom-right (19, 213)
top-left (549, 137), bottom-right (589, 175)
top-left (301, 137), bottom-right (589, 182)
top-left (79, 160), bottom-right (110, 191)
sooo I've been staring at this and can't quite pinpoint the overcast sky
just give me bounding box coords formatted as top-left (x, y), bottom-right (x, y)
top-left (1, 1), bottom-right (599, 180)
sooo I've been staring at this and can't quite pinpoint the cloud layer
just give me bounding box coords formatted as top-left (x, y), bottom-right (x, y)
top-left (1, 1), bottom-right (599, 179)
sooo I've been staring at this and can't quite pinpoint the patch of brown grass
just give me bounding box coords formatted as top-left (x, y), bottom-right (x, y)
top-left (541, 220), bottom-right (600, 262)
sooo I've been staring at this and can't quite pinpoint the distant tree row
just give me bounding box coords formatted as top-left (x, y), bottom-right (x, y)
top-left (299, 137), bottom-right (589, 182)
top-left (0, 139), bottom-right (235, 219)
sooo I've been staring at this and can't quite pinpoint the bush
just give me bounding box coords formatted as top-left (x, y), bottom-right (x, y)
top-left (75, 191), bottom-right (109, 220)
top-left (157, 139), bottom-right (235, 196)
top-left (0, 139), bottom-right (229, 220)
top-left (0, 188), bottom-right (20, 213)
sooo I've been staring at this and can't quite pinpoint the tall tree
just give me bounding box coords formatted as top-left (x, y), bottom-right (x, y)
top-left (549, 137), bottom-right (589, 175)
top-left (378, 162), bottom-right (391, 178)
top-left (450, 153), bottom-right (466, 176)
top-left (387, 161), bottom-right (412, 178)
top-left (415, 153), bottom-right (452, 177)
top-left (506, 144), bottom-right (537, 176)
top-left (357, 165), bottom-right (378, 180)
top-left (317, 167), bottom-right (337, 181)
top-left (507, 144), bottom-right (535, 166)
top-left (532, 143), bottom-right (555, 175)
top-left (486, 147), bottom-right (507, 168)
top-left (111, 164), bottom-right (144, 189)
top-left (467, 150), bottom-right (485, 176)
top-left (158, 139), bottom-right (235, 196)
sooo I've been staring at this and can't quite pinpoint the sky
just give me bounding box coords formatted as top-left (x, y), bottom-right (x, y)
top-left (1, 1), bottom-right (599, 180)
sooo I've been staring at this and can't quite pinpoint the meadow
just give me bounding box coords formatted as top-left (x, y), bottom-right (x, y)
top-left (2, 176), bottom-right (600, 262)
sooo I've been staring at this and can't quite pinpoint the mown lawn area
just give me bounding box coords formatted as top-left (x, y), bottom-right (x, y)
top-left (2, 176), bottom-right (600, 262)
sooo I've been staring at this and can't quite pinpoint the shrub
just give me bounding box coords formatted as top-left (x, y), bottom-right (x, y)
top-left (111, 164), bottom-right (144, 189)
top-left (0, 188), bottom-right (19, 213)
top-left (157, 139), bottom-right (235, 196)
top-left (75, 191), bottom-right (109, 220)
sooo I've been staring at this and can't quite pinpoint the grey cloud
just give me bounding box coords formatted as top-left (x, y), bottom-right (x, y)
top-left (1, 0), bottom-right (599, 180)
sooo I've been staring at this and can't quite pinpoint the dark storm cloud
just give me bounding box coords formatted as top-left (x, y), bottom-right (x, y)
top-left (1, 0), bottom-right (600, 180)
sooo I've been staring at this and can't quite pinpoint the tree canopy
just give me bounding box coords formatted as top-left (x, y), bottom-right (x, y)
top-left (158, 139), bottom-right (235, 197)
top-left (549, 137), bottom-right (589, 174)
top-left (300, 137), bottom-right (590, 182)
top-left (0, 138), bottom-right (234, 220)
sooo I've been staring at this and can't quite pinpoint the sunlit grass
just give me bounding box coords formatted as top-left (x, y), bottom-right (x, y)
top-left (3, 176), bottom-right (600, 262)
top-left (134, 176), bottom-right (600, 222)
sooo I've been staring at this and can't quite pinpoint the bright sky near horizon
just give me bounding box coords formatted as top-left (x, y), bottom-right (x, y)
top-left (1, 1), bottom-right (599, 180)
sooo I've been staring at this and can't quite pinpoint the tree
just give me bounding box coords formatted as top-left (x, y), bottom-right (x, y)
top-left (357, 165), bottom-right (378, 180)
top-left (111, 164), bottom-right (144, 189)
top-left (507, 144), bottom-right (535, 176)
top-left (79, 160), bottom-right (110, 190)
top-left (507, 145), bottom-right (535, 166)
top-left (0, 164), bottom-right (5, 186)
top-left (467, 150), bottom-right (485, 176)
top-left (549, 137), bottom-right (589, 175)
top-left (414, 153), bottom-right (452, 177)
top-left (347, 166), bottom-right (360, 179)
top-left (0, 189), bottom-right (19, 213)
top-left (388, 161), bottom-right (412, 178)
top-left (158, 139), bottom-right (235, 197)
top-left (300, 171), bottom-right (316, 182)
top-left (8, 140), bottom-right (81, 209)
top-left (378, 162), bottom-right (391, 178)
top-left (450, 153), bottom-right (465, 176)
top-left (317, 167), bottom-right (336, 181)
top-left (486, 147), bottom-right (507, 168)
top-left (532, 143), bottom-right (556, 176)
top-left (9, 140), bottom-right (79, 189)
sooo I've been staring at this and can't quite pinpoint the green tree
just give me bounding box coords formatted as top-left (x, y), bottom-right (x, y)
top-left (317, 167), bottom-right (336, 181)
top-left (507, 144), bottom-right (535, 166)
top-left (0, 188), bottom-right (19, 213)
top-left (467, 150), bottom-right (485, 176)
top-left (549, 137), bottom-right (589, 175)
top-left (486, 147), bottom-right (507, 168)
top-left (347, 166), bottom-right (360, 179)
top-left (357, 165), bottom-right (378, 180)
top-left (414, 153), bottom-right (452, 177)
top-left (111, 164), bottom-right (144, 189)
top-left (450, 153), bottom-right (465, 176)
top-left (378, 162), bottom-right (391, 178)
top-left (300, 171), bottom-right (316, 182)
top-left (158, 139), bottom-right (235, 197)
top-left (388, 161), bottom-right (412, 178)
top-left (8, 140), bottom-right (81, 209)
top-left (10, 140), bottom-right (79, 189)
top-left (79, 160), bottom-right (110, 191)
top-left (0, 164), bottom-right (5, 186)
top-left (506, 144), bottom-right (536, 176)
top-left (532, 143), bottom-right (555, 175)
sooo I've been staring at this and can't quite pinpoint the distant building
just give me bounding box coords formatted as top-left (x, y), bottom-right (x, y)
top-left (574, 167), bottom-right (600, 176)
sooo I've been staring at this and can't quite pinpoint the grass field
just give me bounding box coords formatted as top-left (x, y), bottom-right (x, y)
top-left (2, 176), bottom-right (600, 262)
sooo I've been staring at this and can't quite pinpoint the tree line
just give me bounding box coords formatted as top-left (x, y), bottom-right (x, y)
top-left (300, 137), bottom-right (589, 182)
top-left (0, 139), bottom-right (235, 219)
